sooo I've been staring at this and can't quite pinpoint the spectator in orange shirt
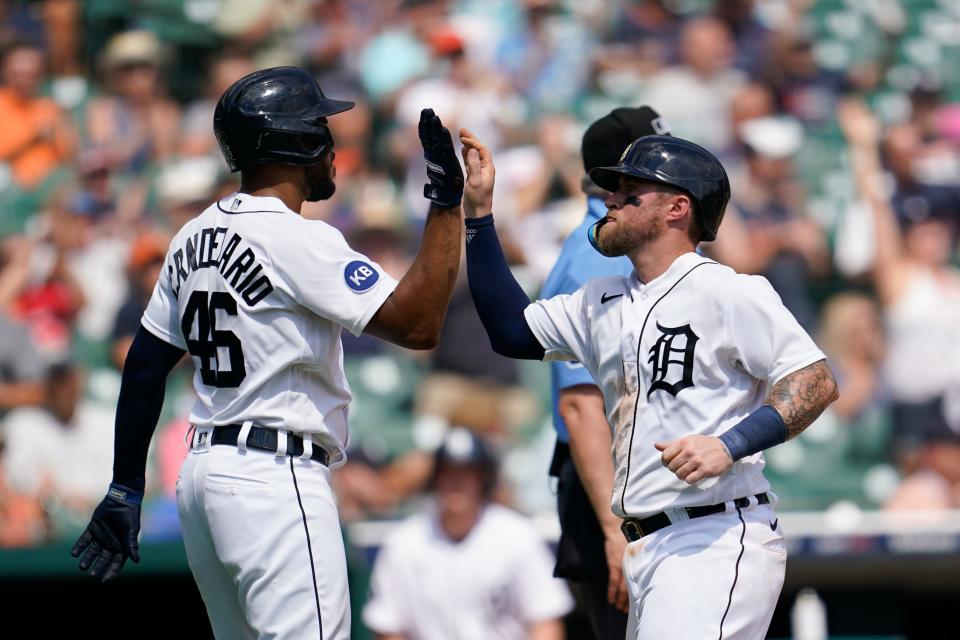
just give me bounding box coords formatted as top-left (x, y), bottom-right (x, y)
top-left (0, 41), bottom-right (74, 190)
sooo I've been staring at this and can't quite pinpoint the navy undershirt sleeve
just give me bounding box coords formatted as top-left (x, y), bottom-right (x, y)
top-left (718, 404), bottom-right (788, 461)
top-left (465, 214), bottom-right (545, 360)
top-left (112, 326), bottom-right (186, 491)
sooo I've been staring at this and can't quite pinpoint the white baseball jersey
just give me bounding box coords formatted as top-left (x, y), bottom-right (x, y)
top-left (363, 504), bottom-right (574, 640)
top-left (524, 251), bottom-right (825, 518)
top-left (142, 193), bottom-right (399, 465)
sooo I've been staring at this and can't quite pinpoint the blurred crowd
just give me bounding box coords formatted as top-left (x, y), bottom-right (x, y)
top-left (1, 0), bottom-right (960, 564)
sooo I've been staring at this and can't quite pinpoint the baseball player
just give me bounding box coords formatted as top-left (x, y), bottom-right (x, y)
top-left (70, 67), bottom-right (466, 640)
top-left (458, 130), bottom-right (839, 638)
top-left (545, 106), bottom-right (669, 640)
top-left (363, 428), bottom-right (573, 640)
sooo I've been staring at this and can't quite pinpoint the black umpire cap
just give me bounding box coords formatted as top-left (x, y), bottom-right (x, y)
top-left (581, 106), bottom-right (671, 174)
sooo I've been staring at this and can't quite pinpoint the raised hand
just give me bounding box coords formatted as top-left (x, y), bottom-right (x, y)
top-left (70, 484), bottom-right (143, 582)
top-left (837, 98), bottom-right (881, 150)
top-left (459, 128), bottom-right (495, 219)
top-left (419, 108), bottom-right (464, 209)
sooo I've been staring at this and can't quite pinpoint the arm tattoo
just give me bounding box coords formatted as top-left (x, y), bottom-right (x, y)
top-left (764, 360), bottom-right (839, 440)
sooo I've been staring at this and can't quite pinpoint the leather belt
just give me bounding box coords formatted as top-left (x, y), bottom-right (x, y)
top-left (621, 493), bottom-right (771, 542)
top-left (205, 424), bottom-right (330, 466)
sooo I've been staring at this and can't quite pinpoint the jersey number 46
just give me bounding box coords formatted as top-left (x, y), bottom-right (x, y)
top-left (181, 290), bottom-right (247, 388)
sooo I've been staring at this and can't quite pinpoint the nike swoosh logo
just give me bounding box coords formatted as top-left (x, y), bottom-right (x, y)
top-left (770, 519), bottom-right (778, 531)
top-left (601, 292), bottom-right (623, 304)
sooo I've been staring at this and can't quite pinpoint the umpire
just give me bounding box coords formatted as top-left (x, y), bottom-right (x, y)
top-left (545, 106), bottom-right (669, 639)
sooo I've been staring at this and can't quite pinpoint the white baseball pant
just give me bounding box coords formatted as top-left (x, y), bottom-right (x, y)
top-left (176, 426), bottom-right (350, 639)
top-left (623, 499), bottom-right (786, 639)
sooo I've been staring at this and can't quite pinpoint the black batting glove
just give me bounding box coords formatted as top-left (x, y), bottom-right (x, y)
top-left (419, 108), bottom-right (464, 208)
top-left (71, 483), bottom-right (143, 582)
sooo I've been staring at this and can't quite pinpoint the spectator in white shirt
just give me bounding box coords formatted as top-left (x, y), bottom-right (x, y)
top-left (363, 428), bottom-right (573, 640)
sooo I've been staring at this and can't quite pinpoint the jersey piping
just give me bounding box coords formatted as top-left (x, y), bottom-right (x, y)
top-left (290, 458), bottom-right (324, 639)
top-left (216, 200), bottom-right (286, 215)
top-left (717, 505), bottom-right (747, 640)
top-left (619, 259), bottom-right (720, 515)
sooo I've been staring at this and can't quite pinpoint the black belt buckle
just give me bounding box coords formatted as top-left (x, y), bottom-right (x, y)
top-left (621, 519), bottom-right (644, 542)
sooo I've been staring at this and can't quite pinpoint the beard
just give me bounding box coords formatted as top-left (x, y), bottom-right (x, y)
top-left (595, 214), bottom-right (660, 257)
top-left (304, 162), bottom-right (336, 202)
top-left (595, 219), bottom-right (633, 257)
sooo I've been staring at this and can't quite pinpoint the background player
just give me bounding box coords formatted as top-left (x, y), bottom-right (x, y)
top-left (363, 428), bottom-right (573, 640)
top-left (457, 129), bottom-right (839, 638)
top-left (545, 106), bottom-right (669, 639)
top-left (70, 67), bottom-right (466, 639)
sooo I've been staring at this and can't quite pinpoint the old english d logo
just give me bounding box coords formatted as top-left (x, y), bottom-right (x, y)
top-left (647, 322), bottom-right (698, 397)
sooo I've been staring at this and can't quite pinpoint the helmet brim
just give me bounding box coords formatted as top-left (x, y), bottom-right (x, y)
top-left (589, 163), bottom-right (665, 193)
top-left (309, 98), bottom-right (356, 119)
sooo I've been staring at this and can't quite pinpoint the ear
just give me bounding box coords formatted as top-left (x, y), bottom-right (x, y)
top-left (664, 193), bottom-right (693, 224)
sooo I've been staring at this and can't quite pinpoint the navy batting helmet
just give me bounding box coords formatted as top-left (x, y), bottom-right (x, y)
top-left (213, 66), bottom-right (355, 173)
top-left (430, 428), bottom-right (498, 496)
top-left (589, 135), bottom-right (730, 241)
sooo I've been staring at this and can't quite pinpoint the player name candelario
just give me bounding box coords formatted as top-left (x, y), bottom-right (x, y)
top-left (166, 226), bottom-right (274, 306)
